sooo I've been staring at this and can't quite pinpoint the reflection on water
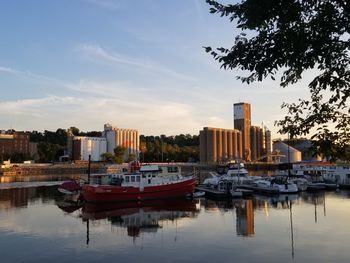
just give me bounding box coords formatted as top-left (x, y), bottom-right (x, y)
top-left (1, 185), bottom-right (350, 262)
top-left (0, 174), bottom-right (79, 183)
top-left (80, 199), bottom-right (200, 243)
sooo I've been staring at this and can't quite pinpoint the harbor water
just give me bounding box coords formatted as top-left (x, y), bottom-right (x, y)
top-left (1, 183), bottom-right (350, 262)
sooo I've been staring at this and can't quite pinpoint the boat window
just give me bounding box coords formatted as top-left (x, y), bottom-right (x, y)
top-left (125, 176), bottom-right (130, 183)
top-left (167, 166), bottom-right (178, 173)
top-left (142, 174), bottom-right (146, 178)
top-left (152, 173), bottom-right (156, 177)
top-left (131, 176), bottom-right (135, 182)
top-left (148, 179), bottom-right (151, 184)
top-left (136, 176), bottom-right (140, 182)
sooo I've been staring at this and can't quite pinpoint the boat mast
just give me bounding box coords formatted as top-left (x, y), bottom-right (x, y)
top-left (287, 133), bottom-right (291, 178)
top-left (88, 154), bottom-right (91, 184)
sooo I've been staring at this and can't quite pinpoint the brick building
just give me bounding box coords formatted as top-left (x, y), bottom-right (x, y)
top-left (0, 131), bottom-right (30, 157)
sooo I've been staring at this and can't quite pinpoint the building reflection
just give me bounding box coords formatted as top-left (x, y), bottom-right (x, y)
top-left (0, 186), bottom-right (59, 209)
top-left (0, 188), bottom-right (30, 208)
top-left (235, 199), bottom-right (254, 236)
top-left (0, 186), bottom-right (58, 209)
top-left (201, 194), bottom-right (303, 238)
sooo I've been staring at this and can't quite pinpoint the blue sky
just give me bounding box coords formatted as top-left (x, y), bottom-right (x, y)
top-left (0, 0), bottom-right (310, 137)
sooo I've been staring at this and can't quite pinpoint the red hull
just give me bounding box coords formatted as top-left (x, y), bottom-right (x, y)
top-left (81, 177), bottom-right (196, 202)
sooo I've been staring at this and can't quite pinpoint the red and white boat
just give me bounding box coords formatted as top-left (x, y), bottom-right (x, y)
top-left (81, 164), bottom-right (196, 202)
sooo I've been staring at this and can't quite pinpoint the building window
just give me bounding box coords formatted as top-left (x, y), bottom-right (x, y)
top-left (125, 176), bottom-right (130, 183)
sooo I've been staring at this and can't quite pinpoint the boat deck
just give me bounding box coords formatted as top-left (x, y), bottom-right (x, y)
top-left (195, 185), bottom-right (231, 198)
top-left (239, 184), bottom-right (280, 195)
top-left (195, 185), bottom-right (254, 198)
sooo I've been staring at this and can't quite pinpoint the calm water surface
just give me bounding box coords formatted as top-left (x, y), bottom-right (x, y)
top-left (1, 184), bottom-right (350, 263)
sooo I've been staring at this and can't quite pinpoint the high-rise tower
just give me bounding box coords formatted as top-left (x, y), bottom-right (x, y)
top-left (234, 102), bottom-right (251, 161)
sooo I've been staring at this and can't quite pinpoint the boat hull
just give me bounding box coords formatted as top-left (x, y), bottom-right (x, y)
top-left (81, 177), bottom-right (196, 202)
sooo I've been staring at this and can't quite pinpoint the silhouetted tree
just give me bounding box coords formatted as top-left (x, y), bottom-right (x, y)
top-left (205, 0), bottom-right (350, 161)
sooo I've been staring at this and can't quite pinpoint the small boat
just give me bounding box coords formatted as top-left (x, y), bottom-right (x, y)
top-left (81, 164), bottom-right (196, 202)
top-left (242, 178), bottom-right (299, 194)
top-left (58, 180), bottom-right (81, 195)
top-left (58, 180), bottom-right (82, 203)
top-left (192, 191), bottom-right (205, 198)
top-left (289, 177), bottom-right (309, 191)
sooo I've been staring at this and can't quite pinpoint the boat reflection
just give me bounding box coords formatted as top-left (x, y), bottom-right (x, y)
top-left (82, 198), bottom-right (200, 240)
top-left (254, 193), bottom-right (300, 209)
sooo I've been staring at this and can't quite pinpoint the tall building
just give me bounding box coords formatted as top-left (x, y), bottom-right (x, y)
top-left (199, 127), bottom-right (242, 164)
top-left (72, 136), bottom-right (107, 161)
top-left (250, 125), bottom-right (273, 162)
top-left (234, 102), bottom-right (251, 161)
top-left (265, 129), bottom-right (272, 162)
top-left (103, 123), bottom-right (140, 161)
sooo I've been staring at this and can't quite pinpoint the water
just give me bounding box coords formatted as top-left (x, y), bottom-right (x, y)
top-left (1, 184), bottom-right (350, 263)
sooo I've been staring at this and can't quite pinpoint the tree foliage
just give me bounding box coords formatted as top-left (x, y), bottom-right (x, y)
top-left (101, 152), bottom-right (116, 163)
top-left (140, 134), bottom-right (199, 163)
top-left (37, 142), bottom-right (64, 162)
top-left (205, 0), bottom-right (350, 161)
top-left (114, 146), bottom-right (127, 164)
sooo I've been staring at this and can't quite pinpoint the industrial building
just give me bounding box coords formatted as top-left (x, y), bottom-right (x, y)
top-left (234, 102), bottom-right (251, 161)
top-left (71, 136), bottom-right (107, 162)
top-left (199, 102), bottom-right (273, 164)
top-left (250, 126), bottom-right (272, 162)
top-left (103, 123), bottom-right (140, 161)
top-left (273, 141), bottom-right (302, 163)
top-left (199, 127), bottom-right (243, 164)
top-left (66, 123), bottom-right (140, 162)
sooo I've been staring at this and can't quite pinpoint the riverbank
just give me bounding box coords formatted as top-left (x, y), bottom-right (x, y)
top-left (0, 162), bottom-right (280, 184)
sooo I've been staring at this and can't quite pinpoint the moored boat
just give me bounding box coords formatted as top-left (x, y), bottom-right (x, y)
top-left (58, 180), bottom-right (83, 202)
top-left (81, 164), bottom-right (196, 202)
top-left (241, 177), bottom-right (299, 194)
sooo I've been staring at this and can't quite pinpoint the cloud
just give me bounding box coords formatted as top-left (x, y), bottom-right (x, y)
top-left (0, 66), bottom-right (17, 74)
top-left (76, 43), bottom-right (197, 82)
top-left (65, 80), bottom-right (202, 134)
top-left (0, 65), bottom-right (67, 86)
top-left (0, 96), bottom-right (84, 117)
top-left (0, 80), bottom-right (202, 135)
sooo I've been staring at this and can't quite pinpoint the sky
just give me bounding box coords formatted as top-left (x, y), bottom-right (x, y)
top-left (0, 0), bottom-right (311, 138)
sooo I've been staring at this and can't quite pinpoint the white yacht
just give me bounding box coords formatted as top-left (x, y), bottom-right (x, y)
top-left (203, 162), bottom-right (253, 187)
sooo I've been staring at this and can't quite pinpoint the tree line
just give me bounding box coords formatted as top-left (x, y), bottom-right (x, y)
top-left (7, 127), bottom-right (199, 163)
